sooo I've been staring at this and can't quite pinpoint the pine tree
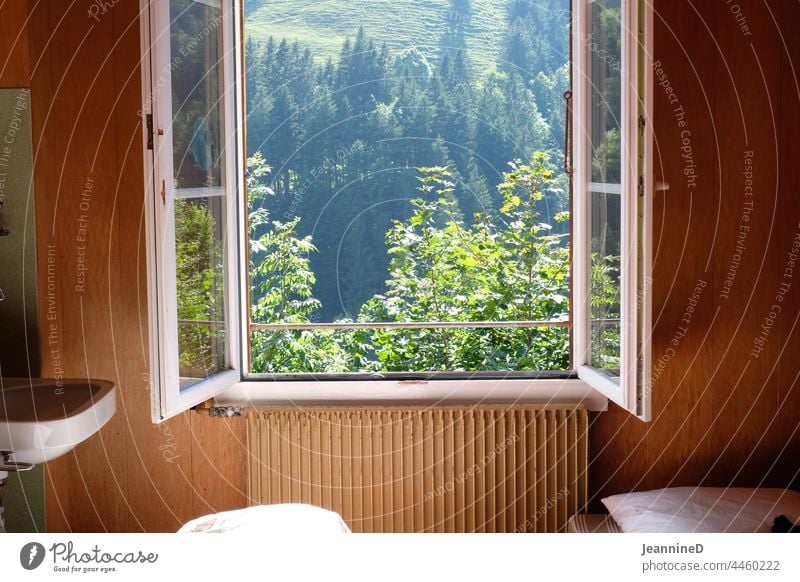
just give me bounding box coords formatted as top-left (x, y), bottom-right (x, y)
top-left (263, 85), bottom-right (299, 198)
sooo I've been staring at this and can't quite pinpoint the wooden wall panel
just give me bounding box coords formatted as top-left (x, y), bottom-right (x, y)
top-left (633, 0), bottom-right (716, 491)
top-left (27, 0), bottom-right (67, 531)
top-left (587, 407), bottom-right (648, 508)
top-left (590, 0), bottom-right (800, 507)
top-left (775, 0), bottom-right (800, 490)
top-left (33, 0), bottom-right (131, 532)
top-left (0, 0), bottom-right (30, 87)
top-left (189, 413), bottom-right (249, 516)
top-left (707, 0), bottom-right (782, 486)
top-left (23, 0), bottom-right (248, 533)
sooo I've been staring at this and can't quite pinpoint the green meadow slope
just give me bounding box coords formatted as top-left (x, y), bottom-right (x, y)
top-left (244, 0), bottom-right (509, 71)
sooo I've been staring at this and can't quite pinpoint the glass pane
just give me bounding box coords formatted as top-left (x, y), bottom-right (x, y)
top-left (588, 0), bottom-right (621, 373)
top-left (171, 0), bottom-right (228, 387)
top-left (170, 0), bottom-right (223, 191)
top-left (175, 196), bottom-right (227, 387)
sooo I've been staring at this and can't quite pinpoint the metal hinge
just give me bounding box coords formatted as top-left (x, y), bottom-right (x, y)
top-left (146, 113), bottom-right (154, 150)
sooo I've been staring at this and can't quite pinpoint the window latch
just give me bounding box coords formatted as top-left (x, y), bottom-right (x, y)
top-left (146, 113), bottom-right (154, 150)
top-left (563, 90), bottom-right (573, 175)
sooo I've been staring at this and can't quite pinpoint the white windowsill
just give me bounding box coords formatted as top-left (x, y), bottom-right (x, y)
top-left (214, 378), bottom-right (608, 411)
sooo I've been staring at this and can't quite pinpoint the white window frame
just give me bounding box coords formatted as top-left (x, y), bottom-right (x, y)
top-left (140, 0), bottom-right (651, 422)
top-left (142, 0), bottom-right (245, 421)
top-left (572, 0), bottom-right (653, 420)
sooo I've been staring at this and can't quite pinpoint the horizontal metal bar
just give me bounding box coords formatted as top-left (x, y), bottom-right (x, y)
top-left (179, 319), bottom-right (226, 327)
top-left (248, 320), bottom-right (572, 331)
top-left (243, 370), bottom-right (580, 382)
top-left (180, 319), bottom-right (620, 331)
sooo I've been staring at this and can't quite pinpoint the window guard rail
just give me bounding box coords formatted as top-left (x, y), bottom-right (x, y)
top-left (178, 319), bottom-right (620, 330)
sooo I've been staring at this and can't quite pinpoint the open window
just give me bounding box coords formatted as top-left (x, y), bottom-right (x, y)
top-left (572, 0), bottom-right (652, 419)
top-left (143, 0), bottom-right (244, 421)
top-left (141, 0), bottom-right (651, 422)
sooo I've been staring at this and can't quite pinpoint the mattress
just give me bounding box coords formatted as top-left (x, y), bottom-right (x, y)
top-left (567, 513), bottom-right (623, 533)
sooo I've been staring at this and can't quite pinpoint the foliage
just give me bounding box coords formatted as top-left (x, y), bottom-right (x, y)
top-left (175, 1), bottom-right (584, 374)
top-left (357, 154), bottom-right (570, 371)
top-left (174, 197), bottom-right (225, 377)
top-left (589, 249), bottom-right (622, 369)
top-left (240, 2), bottom-right (570, 320)
top-left (247, 154), bottom-right (355, 372)
top-left (246, 153), bottom-right (571, 373)
top-left (177, 153), bottom-right (619, 375)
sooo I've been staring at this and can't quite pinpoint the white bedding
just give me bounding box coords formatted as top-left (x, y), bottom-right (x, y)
top-left (602, 487), bottom-right (800, 533)
top-left (178, 503), bottom-right (352, 534)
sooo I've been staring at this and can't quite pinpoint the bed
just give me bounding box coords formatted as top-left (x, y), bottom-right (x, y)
top-left (568, 487), bottom-right (800, 533)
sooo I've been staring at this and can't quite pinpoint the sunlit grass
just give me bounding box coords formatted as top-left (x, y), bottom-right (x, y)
top-left (244, 0), bottom-right (507, 72)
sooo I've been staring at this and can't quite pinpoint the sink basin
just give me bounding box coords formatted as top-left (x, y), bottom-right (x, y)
top-left (0, 378), bottom-right (115, 464)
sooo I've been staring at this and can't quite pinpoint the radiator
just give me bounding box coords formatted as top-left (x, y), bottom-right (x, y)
top-left (246, 405), bottom-right (588, 532)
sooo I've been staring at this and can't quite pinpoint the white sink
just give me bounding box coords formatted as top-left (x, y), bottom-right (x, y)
top-left (0, 377), bottom-right (115, 465)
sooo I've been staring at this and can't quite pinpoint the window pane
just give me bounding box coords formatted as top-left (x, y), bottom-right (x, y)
top-left (175, 196), bottom-right (227, 386)
top-left (170, 0), bottom-right (223, 190)
top-left (243, 0), bottom-right (571, 374)
top-left (171, 0), bottom-right (228, 387)
top-left (588, 0), bottom-right (621, 373)
top-left (589, 189), bottom-right (621, 372)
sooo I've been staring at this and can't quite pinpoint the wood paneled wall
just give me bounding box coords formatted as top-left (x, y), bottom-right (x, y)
top-left (589, 0), bottom-right (800, 509)
top-left (0, 0), bottom-right (30, 88)
top-left (22, 0), bottom-right (247, 532)
top-left (0, 0), bottom-right (796, 530)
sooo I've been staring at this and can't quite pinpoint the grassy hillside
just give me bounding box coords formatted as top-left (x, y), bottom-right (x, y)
top-left (244, 0), bottom-right (509, 72)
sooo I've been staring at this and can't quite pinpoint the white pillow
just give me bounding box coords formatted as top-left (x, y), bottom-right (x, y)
top-left (178, 503), bottom-right (352, 534)
top-left (602, 487), bottom-right (800, 533)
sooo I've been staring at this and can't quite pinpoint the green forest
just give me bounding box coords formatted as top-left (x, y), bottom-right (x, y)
top-left (172, 0), bottom-right (620, 376)
top-left (243, 0), bottom-right (574, 373)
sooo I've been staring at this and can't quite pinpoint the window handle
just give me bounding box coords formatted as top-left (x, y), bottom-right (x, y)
top-left (563, 90), bottom-right (573, 175)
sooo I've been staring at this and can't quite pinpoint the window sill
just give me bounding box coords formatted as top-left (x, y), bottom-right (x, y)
top-left (214, 377), bottom-right (608, 411)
